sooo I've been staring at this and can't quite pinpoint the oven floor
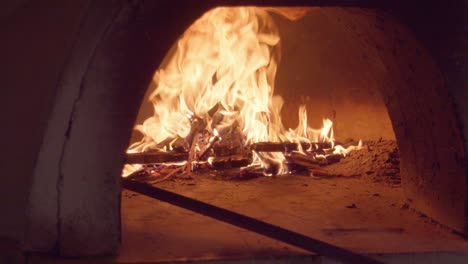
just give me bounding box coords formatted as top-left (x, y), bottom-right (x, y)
top-left (117, 174), bottom-right (468, 263)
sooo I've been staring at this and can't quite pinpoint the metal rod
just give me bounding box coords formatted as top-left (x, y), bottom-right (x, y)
top-left (122, 179), bottom-right (383, 264)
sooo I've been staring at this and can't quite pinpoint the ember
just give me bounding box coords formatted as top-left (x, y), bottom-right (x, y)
top-left (123, 7), bottom-right (363, 180)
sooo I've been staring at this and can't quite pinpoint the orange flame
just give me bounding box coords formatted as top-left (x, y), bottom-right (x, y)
top-left (126, 7), bottom-right (360, 175)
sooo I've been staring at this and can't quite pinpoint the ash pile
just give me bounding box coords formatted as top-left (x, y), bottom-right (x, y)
top-left (324, 139), bottom-right (400, 185)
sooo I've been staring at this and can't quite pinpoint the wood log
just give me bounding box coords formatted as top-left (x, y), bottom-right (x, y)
top-left (251, 142), bottom-right (301, 152)
top-left (286, 151), bottom-right (321, 169)
top-left (210, 154), bottom-right (252, 170)
top-left (122, 179), bottom-right (383, 264)
top-left (186, 131), bottom-right (199, 173)
top-left (239, 165), bottom-right (264, 179)
top-left (310, 142), bottom-right (335, 151)
top-left (251, 142), bottom-right (334, 152)
top-left (199, 135), bottom-right (221, 160)
top-left (185, 116), bottom-right (207, 173)
top-left (126, 152), bottom-right (188, 164)
top-left (213, 145), bottom-right (242, 156)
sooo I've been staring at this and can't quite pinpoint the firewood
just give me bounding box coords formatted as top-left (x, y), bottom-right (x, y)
top-left (286, 151), bottom-right (321, 169)
top-left (212, 124), bottom-right (244, 156)
top-left (251, 142), bottom-right (333, 152)
top-left (213, 145), bottom-right (242, 156)
top-left (199, 134), bottom-right (221, 160)
top-left (150, 166), bottom-right (185, 184)
top-left (310, 142), bottom-right (335, 151)
top-left (251, 142), bottom-right (300, 152)
top-left (185, 116), bottom-right (206, 146)
top-left (239, 165), bottom-right (264, 179)
top-left (185, 115), bottom-right (206, 173)
top-left (185, 131), bottom-right (199, 173)
top-left (210, 154), bottom-right (252, 169)
top-left (125, 165), bottom-right (164, 181)
top-left (126, 152), bottom-right (188, 164)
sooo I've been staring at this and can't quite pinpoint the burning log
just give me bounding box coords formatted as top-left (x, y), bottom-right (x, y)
top-left (150, 166), bottom-right (185, 184)
top-left (212, 123), bottom-right (244, 157)
top-left (213, 145), bottom-right (242, 157)
top-left (186, 133), bottom-right (199, 173)
top-left (199, 133), bottom-right (221, 160)
top-left (286, 151), bottom-right (321, 170)
top-left (251, 142), bottom-right (334, 152)
top-left (210, 154), bottom-right (252, 170)
top-left (251, 142), bottom-right (298, 152)
top-left (126, 152), bottom-right (188, 164)
top-left (185, 115), bottom-right (206, 173)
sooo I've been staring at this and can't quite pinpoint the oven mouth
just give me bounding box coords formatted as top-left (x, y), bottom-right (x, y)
top-left (117, 5), bottom-right (465, 263)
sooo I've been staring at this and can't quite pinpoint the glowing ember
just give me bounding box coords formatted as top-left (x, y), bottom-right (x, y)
top-left (124, 7), bottom-right (361, 177)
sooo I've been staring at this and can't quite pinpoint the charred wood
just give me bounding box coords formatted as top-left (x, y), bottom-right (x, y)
top-left (286, 151), bottom-right (321, 170)
top-left (212, 123), bottom-right (244, 156)
top-left (185, 116), bottom-right (206, 173)
top-left (210, 154), bottom-right (252, 169)
top-left (239, 165), bottom-right (264, 179)
top-left (150, 166), bottom-right (185, 184)
top-left (126, 152), bottom-right (188, 164)
top-left (213, 145), bottom-right (242, 157)
top-left (199, 135), bottom-right (221, 160)
top-left (154, 136), bottom-right (188, 153)
top-left (251, 142), bottom-right (301, 152)
top-left (310, 142), bottom-right (336, 151)
top-left (251, 142), bottom-right (334, 152)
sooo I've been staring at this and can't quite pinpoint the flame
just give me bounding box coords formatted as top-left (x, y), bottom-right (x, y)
top-left (333, 140), bottom-right (363, 156)
top-left (122, 164), bottom-right (143, 177)
top-left (125, 7), bottom-right (361, 176)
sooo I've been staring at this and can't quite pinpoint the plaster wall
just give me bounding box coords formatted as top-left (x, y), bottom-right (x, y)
top-left (0, 0), bottom-right (90, 241)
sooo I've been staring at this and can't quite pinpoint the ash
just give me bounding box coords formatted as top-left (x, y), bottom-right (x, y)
top-left (324, 139), bottom-right (400, 185)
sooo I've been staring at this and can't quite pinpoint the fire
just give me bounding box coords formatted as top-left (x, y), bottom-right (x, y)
top-left (122, 164), bottom-right (143, 178)
top-left (125, 7), bottom-right (361, 176)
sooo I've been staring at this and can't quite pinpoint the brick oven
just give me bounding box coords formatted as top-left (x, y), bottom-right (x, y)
top-left (2, 0), bottom-right (466, 263)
